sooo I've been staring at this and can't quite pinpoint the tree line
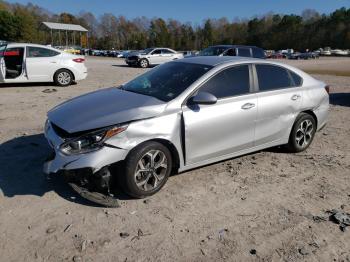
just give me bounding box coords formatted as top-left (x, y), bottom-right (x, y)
top-left (0, 0), bottom-right (349, 51)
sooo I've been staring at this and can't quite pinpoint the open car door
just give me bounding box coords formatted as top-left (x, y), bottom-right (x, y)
top-left (0, 43), bottom-right (7, 83)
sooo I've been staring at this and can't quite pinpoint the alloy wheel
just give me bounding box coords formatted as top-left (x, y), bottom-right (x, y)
top-left (57, 71), bottom-right (71, 85)
top-left (134, 150), bottom-right (168, 191)
top-left (140, 60), bottom-right (148, 68)
top-left (295, 119), bottom-right (313, 148)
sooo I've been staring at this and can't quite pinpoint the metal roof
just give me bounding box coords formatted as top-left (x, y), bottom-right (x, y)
top-left (176, 56), bottom-right (257, 66)
top-left (42, 22), bottom-right (88, 32)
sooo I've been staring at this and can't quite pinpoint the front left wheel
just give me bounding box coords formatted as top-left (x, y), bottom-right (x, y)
top-left (120, 141), bottom-right (172, 198)
top-left (54, 69), bottom-right (73, 86)
top-left (139, 59), bottom-right (149, 68)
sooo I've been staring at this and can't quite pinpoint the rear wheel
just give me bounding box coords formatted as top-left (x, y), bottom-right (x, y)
top-left (120, 141), bottom-right (172, 198)
top-left (286, 113), bottom-right (316, 153)
top-left (54, 69), bottom-right (73, 86)
top-left (139, 59), bottom-right (149, 68)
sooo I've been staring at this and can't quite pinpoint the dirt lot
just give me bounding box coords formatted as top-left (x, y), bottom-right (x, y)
top-left (0, 57), bottom-right (350, 262)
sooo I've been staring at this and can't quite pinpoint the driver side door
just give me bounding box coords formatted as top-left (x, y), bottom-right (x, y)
top-left (149, 49), bottom-right (162, 65)
top-left (182, 64), bottom-right (257, 165)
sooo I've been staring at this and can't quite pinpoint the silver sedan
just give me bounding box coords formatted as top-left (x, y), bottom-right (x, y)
top-left (44, 56), bottom-right (329, 201)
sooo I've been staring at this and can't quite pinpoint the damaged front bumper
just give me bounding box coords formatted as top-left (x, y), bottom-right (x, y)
top-left (43, 121), bottom-right (128, 207)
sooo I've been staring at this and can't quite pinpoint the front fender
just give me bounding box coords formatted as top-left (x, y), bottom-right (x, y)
top-left (105, 113), bottom-right (185, 167)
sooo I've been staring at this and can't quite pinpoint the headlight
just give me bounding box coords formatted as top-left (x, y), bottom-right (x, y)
top-left (60, 125), bottom-right (127, 155)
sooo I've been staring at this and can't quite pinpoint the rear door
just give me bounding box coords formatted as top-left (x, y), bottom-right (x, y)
top-left (254, 64), bottom-right (303, 146)
top-left (0, 44), bottom-right (7, 82)
top-left (25, 46), bottom-right (61, 81)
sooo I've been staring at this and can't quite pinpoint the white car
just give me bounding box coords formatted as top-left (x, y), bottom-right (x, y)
top-left (0, 43), bottom-right (87, 86)
top-left (125, 48), bottom-right (184, 68)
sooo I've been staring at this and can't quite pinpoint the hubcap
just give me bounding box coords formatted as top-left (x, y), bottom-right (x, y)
top-left (134, 150), bottom-right (168, 191)
top-left (295, 119), bottom-right (313, 148)
top-left (140, 60), bottom-right (147, 68)
top-left (57, 72), bottom-right (71, 85)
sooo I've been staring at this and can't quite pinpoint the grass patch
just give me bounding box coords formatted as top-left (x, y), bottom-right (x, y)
top-left (305, 69), bottom-right (350, 77)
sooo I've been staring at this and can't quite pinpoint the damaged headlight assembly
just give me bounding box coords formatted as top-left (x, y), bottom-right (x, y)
top-left (60, 125), bottom-right (128, 155)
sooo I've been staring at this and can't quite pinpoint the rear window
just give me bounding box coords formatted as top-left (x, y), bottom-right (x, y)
top-left (161, 49), bottom-right (175, 54)
top-left (27, 47), bottom-right (60, 57)
top-left (256, 64), bottom-right (296, 91)
top-left (290, 71), bottom-right (303, 86)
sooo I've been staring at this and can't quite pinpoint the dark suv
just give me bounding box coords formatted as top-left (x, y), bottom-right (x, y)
top-left (198, 45), bottom-right (265, 59)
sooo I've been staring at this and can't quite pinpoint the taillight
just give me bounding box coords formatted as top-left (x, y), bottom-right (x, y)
top-left (325, 85), bottom-right (330, 94)
top-left (73, 58), bottom-right (85, 63)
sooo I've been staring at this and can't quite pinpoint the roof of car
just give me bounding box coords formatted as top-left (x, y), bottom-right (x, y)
top-left (176, 56), bottom-right (257, 66)
top-left (6, 43), bottom-right (58, 49)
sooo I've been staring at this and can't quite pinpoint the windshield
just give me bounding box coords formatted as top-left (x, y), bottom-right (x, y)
top-left (199, 46), bottom-right (229, 56)
top-left (122, 62), bottom-right (213, 102)
top-left (142, 48), bottom-right (155, 54)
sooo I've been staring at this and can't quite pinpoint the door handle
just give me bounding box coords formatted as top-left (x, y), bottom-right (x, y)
top-left (241, 103), bottom-right (255, 110)
top-left (291, 94), bottom-right (301, 100)
top-left (50, 61), bottom-right (57, 63)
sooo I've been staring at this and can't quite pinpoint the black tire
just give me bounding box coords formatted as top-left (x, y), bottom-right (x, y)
top-left (54, 69), bottom-right (73, 87)
top-left (120, 141), bottom-right (172, 198)
top-left (286, 113), bottom-right (317, 153)
top-left (139, 58), bottom-right (149, 68)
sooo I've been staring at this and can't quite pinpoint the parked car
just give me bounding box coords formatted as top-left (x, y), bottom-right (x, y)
top-left (288, 52), bottom-right (319, 60)
top-left (332, 49), bottom-right (349, 56)
top-left (43, 56), bottom-right (329, 204)
top-left (198, 45), bottom-right (266, 59)
top-left (125, 48), bottom-right (184, 68)
top-left (320, 48), bottom-right (332, 56)
top-left (0, 43), bottom-right (87, 86)
top-left (269, 52), bottom-right (286, 59)
top-left (63, 46), bottom-right (82, 55)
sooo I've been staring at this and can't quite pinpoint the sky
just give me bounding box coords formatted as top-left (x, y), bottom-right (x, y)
top-left (6, 0), bottom-right (350, 22)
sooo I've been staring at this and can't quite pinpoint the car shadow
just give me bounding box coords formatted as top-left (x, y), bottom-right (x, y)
top-left (112, 64), bottom-right (155, 69)
top-left (112, 64), bottom-right (133, 68)
top-left (330, 92), bottom-right (350, 107)
top-left (0, 133), bottom-right (112, 207)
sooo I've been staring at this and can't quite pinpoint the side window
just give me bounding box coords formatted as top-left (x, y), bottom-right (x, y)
top-left (289, 71), bottom-right (303, 86)
top-left (237, 48), bottom-right (251, 57)
top-left (161, 49), bottom-right (174, 54)
top-left (151, 49), bottom-right (161, 55)
top-left (256, 64), bottom-right (295, 91)
top-left (252, 48), bottom-right (265, 58)
top-left (27, 47), bottom-right (60, 58)
top-left (199, 65), bottom-right (250, 99)
top-left (223, 48), bottom-right (236, 56)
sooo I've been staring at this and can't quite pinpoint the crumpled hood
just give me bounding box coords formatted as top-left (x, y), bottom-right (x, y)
top-left (48, 87), bottom-right (166, 133)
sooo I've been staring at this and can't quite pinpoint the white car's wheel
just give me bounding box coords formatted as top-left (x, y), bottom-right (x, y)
top-left (139, 59), bottom-right (149, 68)
top-left (54, 69), bottom-right (73, 87)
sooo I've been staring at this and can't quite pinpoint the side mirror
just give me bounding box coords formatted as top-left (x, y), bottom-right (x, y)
top-left (190, 92), bottom-right (217, 105)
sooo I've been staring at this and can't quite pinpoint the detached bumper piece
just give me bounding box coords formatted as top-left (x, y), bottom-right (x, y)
top-left (68, 182), bottom-right (120, 208)
top-left (62, 167), bottom-right (120, 208)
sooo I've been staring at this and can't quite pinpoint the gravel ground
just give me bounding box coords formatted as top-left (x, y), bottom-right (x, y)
top-left (0, 57), bottom-right (349, 262)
